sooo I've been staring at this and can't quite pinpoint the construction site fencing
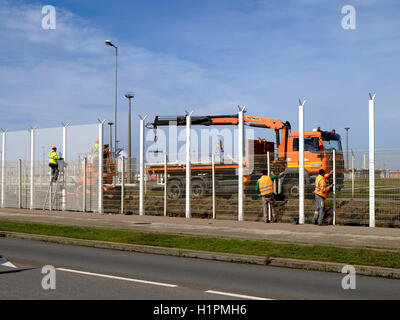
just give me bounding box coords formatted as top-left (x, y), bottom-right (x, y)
top-left (240, 149), bottom-right (400, 227)
top-left (0, 123), bottom-right (101, 212)
top-left (1, 125), bottom-right (400, 228)
top-left (101, 148), bottom-right (400, 229)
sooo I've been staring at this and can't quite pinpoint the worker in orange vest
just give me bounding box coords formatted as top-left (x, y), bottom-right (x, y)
top-left (256, 170), bottom-right (278, 223)
top-left (314, 169), bottom-right (333, 225)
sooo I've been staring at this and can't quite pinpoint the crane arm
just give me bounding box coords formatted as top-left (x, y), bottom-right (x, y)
top-left (149, 114), bottom-right (290, 131)
top-left (148, 114), bottom-right (291, 156)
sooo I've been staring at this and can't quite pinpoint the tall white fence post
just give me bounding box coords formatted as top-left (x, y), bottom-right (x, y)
top-left (212, 153), bottom-right (216, 220)
top-left (238, 106), bottom-right (246, 222)
top-left (121, 156), bottom-right (125, 214)
top-left (98, 120), bottom-right (105, 214)
top-left (18, 159), bottom-right (22, 209)
top-left (30, 127), bottom-right (35, 210)
top-left (186, 111), bottom-right (193, 219)
top-left (62, 122), bottom-right (69, 211)
top-left (333, 149), bottom-right (336, 225)
top-left (369, 93), bottom-right (376, 227)
top-left (164, 154), bottom-right (168, 217)
top-left (139, 115), bottom-right (147, 216)
top-left (298, 100), bottom-right (306, 225)
top-left (1, 130), bottom-right (6, 208)
top-left (83, 157), bottom-right (87, 212)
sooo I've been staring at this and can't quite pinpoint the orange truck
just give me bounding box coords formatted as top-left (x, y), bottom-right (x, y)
top-left (146, 114), bottom-right (344, 199)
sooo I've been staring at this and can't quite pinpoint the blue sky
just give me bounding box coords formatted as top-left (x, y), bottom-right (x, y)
top-left (0, 0), bottom-right (399, 155)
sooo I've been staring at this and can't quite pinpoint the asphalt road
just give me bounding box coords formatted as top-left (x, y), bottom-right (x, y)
top-left (0, 238), bottom-right (399, 300)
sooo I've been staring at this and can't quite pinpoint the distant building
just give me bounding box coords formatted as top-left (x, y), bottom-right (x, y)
top-left (389, 171), bottom-right (400, 179)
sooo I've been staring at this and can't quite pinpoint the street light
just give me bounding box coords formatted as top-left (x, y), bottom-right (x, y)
top-left (105, 40), bottom-right (118, 160)
top-left (125, 93), bottom-right (134, 182)
top-left (345, 127), bottom-right (350, 170)
top-left (107, 121), bottom-right (114, 157)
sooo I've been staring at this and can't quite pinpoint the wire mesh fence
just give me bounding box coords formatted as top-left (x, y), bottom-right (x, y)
top-left (0, 123), bottom-right (101, 212)
top-left (336, 149), bottom-right (400, 227)
top-left (1, 122), bottom-right (399, 228)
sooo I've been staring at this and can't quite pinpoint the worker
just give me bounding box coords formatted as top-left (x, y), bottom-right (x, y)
top-left (256, 170), bottom-right (278, 223)
top-left (92, 139), bottom-right (100, 160)
top-left (49, 146), bottom-right (62, 182)
top-left (314, 169), bottom-right (333, 225)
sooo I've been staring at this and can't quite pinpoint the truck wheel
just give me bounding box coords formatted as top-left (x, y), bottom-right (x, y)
top-left (192, 180), bottom-right (206, 198)
top-left (167, 180), bottom-right (183, 199)
top-left (284, 181), bottom-right (299, 199)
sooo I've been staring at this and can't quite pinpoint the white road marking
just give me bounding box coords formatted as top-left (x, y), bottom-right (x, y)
top-left (56, 268), bottom-right (178, 288)
top-left (205, 290), bottom-right (273, 300)
top-left (0, 258), bottom-right (17, 269)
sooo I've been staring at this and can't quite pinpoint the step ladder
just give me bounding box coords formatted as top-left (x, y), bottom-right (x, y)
top-left (43, 162), bottom-right (65, 211)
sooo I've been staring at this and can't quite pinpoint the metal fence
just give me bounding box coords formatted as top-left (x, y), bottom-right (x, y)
top-left (1, 116), bottom-right (399, 229)
top-left (99, 148), bottom-right (400, 228)
top-left (1, 123), bottom-right (101, 212)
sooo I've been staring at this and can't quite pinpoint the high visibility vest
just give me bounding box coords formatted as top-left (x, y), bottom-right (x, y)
top-left (49, 151), bottom-right (60, 164)
top-left (92, 143), bottom-right (99, 158)
top-left (315, 174), bottom-right (330, 198)
top-left (258, 175), bottom-right (274, 196)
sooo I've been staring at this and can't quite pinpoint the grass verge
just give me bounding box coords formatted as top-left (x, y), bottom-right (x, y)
top-left (1, 220), bottom-right (400, 269)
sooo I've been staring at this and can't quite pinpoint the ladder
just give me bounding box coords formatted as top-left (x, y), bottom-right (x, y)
top-left (43, 168), bottom-right (64, 211)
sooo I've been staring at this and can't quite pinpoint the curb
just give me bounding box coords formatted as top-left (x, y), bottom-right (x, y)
top-left (0, 231), bottom-right (267, 265)
top-left (2, 231), bottom-right (400, 280)
top-left (267, 257), bottom-right (400, 279)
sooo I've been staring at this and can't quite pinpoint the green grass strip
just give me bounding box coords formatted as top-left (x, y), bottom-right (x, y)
top-left (1, 220), bottom-right (400, 269)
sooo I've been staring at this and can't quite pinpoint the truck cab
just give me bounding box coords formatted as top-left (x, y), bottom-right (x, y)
top-left (277, 128), bottom-right (344, 198)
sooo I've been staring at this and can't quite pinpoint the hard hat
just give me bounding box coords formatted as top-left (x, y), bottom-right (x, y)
top-left (52, 146), bottom-right (57, 150)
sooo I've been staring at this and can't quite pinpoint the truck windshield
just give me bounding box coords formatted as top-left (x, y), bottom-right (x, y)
top-left (293, 137), bottom-right (320, 153)
top-left (322, 139), bottom-right (342, 153)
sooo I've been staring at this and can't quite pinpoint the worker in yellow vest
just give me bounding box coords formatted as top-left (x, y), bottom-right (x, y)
top-left (314, 169), bottom-right (333, 225)
top-left (92, 139), bottom-right (100, 159)
top-left (256, 170), bottom-right (278, 223)
top-left (49, 146), bottom-right (63, 182)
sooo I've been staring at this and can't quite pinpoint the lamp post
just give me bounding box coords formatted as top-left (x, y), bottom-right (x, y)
top-left (125, 93), bottom-right (134, 183)
top-left (105, 40), bottom-right (118, 161)
top-left (107, 121), bottom-right (114, 158)
top-left (345, 127), bottom-right (350, 170)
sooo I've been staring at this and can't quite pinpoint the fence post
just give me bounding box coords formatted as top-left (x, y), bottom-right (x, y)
top-left (145, 163), bottom-right (147, 194)
top-left (369, 93), bottom-right (376, 227)
top-left (49, 167), bottom-right (52, 211)
top-left (363, 152), bottom-right (367, 170)
top-left (18, 159), bottom-right (22, 209)
top-left (139, 115), bottom-right (147, 216)
top-left (62, 122), bottom-right (69, 211)
top-left (98, 120), bottom-right (105, 214)
top-left (352, 152), bottom-right (355, 198)
top-left (83, 157), bottom-right (87, 212)
top-left (238, 106), bottom-right (246, 222)
top-left (186, 111), bottom-right (193, 219)
top-left (212, 153), bottom-right (216, 220)
top-left (1, 130), bottom-right (6, 208)
top-left (164, 154), bottom-right (168, 217)
top-left (298, 99), bottom-right (306, 225)
top-left (29, 127), bottom-right (35, 210)
top-left (121, 157), bottom-right (125, 214)
top-left (333, 149), bottom-right (336, 225)
top-left (267, 151), bottom-right (271, 221)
